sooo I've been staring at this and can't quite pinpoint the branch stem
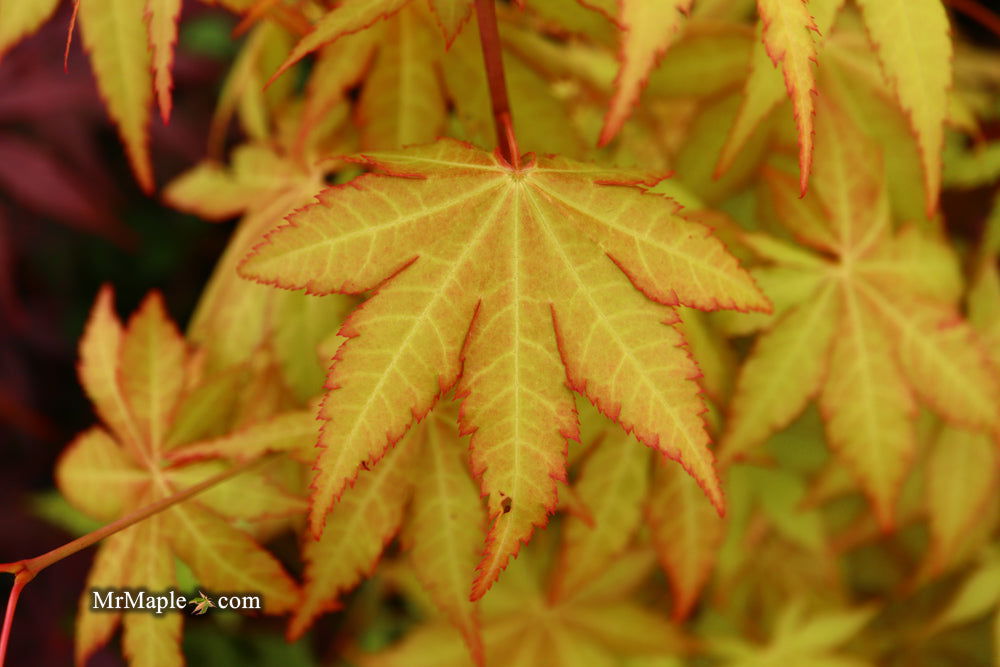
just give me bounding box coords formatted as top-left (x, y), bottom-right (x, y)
top-left (0, 454), bottom-right (272, 667)
top-left (473, 0), bottom-right (520, 168)
top-left (0, 575), bottom-right (26, 667)
top-left (945, 0), bottom-right (1000, 38)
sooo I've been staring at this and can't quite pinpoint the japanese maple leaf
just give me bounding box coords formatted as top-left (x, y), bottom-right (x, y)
top-left (240, 138), bottom-right (768, 599)
top-left (718, 0), bottom-right (833, 193)
top-left (363, 547), bottom-right (686, 666)
top-left (268, 0), bottom-right (472, 151)
top-left (582, 0), bottom-right (695, 147)
top-left (718, 0), bottom-right (952, 215)
top-left (551, 406), bottom-right (725, 621)
top-left (57, 287), bottom-right (301, 665)
top-left (175, 402), bottom-right (487, 662)
top-left (720, 104), bottom-right (999, 528)
top-left (70, 0), bottom-right (183, 191)
top-left (708, 602), bottom-right (875, 667)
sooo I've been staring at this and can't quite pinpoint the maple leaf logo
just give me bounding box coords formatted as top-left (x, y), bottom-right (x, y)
top-left (189, 591), bottom-right (216, 616)
top-left (240, 138), bottom-right (769, 598)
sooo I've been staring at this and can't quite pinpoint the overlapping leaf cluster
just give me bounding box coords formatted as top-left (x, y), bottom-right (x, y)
top-left (4, 0), bottom-right (996, 665)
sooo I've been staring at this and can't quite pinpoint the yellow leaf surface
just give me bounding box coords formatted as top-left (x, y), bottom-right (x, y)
top-left (551, 428), bottom-right (650, 601)
top-left (75, 529), bottom-right (131, 665)
top-left (122, 512), bottom-right (183, 667)
top-left (428, 0), bottom-right (472, 45)
top-left (647, 456), bottom-right (726, 620)
top-left (120, 292), bottom-right (187, 460)
top-left (820, 288), bottom-right (915, 528)
top-left (0, 0), bottom-right (59, 60)
top-left (242, 139), bottom-right (768, 595)
top-left (721, 284), bottom-right (837, 462)
top-left (78, 286), bottom-right (143, 457)
top-left (55, 427), bottom-right (146, 521)
top-left (163, 499), bottom-right (298, 614)
top-left (61, 290), bottom-right (302, 663)
top-left (78, 0), bottom-right (154, 191)
top-left (925, 426), bottom-right (998, 571)
top-left (402, 411), bottom-right (485, 662)
top-left (599, 0), bottom-right (693, 146)
top-left (711, 602), bottom-right (874, 666)
top-left (145, 0), bottom-right (182, 121)
top-left (854, 0), bottom-right (952, 215)
top-left (289, 424), bottom-right (416, 638)
top-left (365, 542), bottom-right (682, 667)
top-left (169, 407), bottom-right (319, 464)
top-left (270, 0), bottom-right (413, 84)
top-left (726, 103), bottom-right (995, 526)
top-left (359, 7), bottom-right (446, 149)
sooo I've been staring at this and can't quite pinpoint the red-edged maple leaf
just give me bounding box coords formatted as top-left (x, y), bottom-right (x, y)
top-left (57, 287), bottom-right (301, 665)
top-left (265, 0), bottom-right (470, 152)
top-left (240, 138), bottom-right (768, 599)
top-left (551, 406), bottom-right (725, 620)
top-left (575, 0), bottom-right (695, 147)
top-left (720, 103), bottom-right (999, 528)
top-left (172, 402), bottom-right (486, 663)
top-left (0, 0), bottom-right (60, 61)
top-left (364, 546), bottom-right (686, 666)
top-left (717, 0), bottom-right (838, 193)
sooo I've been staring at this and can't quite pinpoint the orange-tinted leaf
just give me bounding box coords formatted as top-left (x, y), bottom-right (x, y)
top-left (122, 513), bottom-right (183, 667)
top-left (78, 286), bottom-right (144, 458)
top-left (74, 531), bottom-right (133, 664)
top-left (55, 427), bottom-right (145, 521)
top-left (0, 0), bottom-right (60, 60)
top-left (145, 0), bottom-right (182, 122)
top-left (169, 407), bottom-right (319, 464)
top-left (854, 0), bottom-right (952, 215)
top-left (289, 430), bottom-right (415, 638)
top-left (78, 0), bottom-right (154, 191)
top-left (270, 0), bottom-right (413, 84)
top-left (428, 0), bottom-right (472, 46)
top-left (164, 500), bottom-right (298, 614)
top-left (925, 426), bottom-right (998, 571)
top-left (551, 429), bottom-right (650, 601)
top-left (358, 7), bottom-right (446, 149)
top-left (402, 411), bottom-right (485, 662)
top-left (242, 139), bottom-right (766, 595)
top-left (647, 456), bottom-right (725, 620)
top-left (598, 0), bottom-right (693, 146)
top-left (722, 284), bottom-right (837, 462)
top-left (120, 291), bottom-right (187, 459)
top-left (754, 0), bottom-right (820, 193)
top-left (820, 289), bottom-right (915, 529)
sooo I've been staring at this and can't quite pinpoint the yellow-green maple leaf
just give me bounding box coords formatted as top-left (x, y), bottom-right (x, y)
top-left (597, 0), bottom-right (694, 146)
top-left (854, 0), bottom-right (952, 216)
top-left (364, 547), bottom-right (685, 667)
top-left (241, 138), bottom-right (768, 599)
top-left (145, 0), bottom-right (181, 121)
top-left (925, 425), bottom-right (998, 572)
top-left (551, 409), bottom-right (725, 620)
top-left (77, 0), bottom-right (155, 191)
top-left (58, 288), bottom-right (301, 665)
top-left (172, 401), bottom-right (486, 661)
top-left (717, 0), bottom-right (844, 188)
top-left (0, 0), bottom-right (60, 61)
top-left (721, 104), bottom-right (999, 527)
top-left (709, 602), bottom-right (875, 667)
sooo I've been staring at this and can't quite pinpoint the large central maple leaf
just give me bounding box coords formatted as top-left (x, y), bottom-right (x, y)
top-left (241, 139), bottom-right (768, 597)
